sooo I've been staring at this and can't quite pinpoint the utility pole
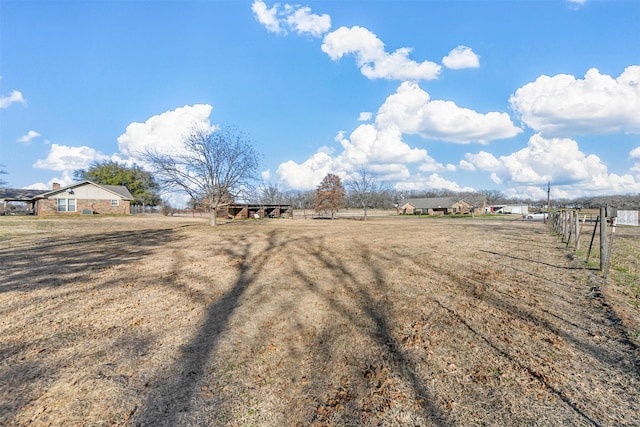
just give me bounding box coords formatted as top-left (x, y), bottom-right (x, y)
top-left (545, 181), bottom-right (550, 223)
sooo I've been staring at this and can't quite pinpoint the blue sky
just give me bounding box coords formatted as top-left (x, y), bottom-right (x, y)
top-left (1, 0), bottom-right (639, 204)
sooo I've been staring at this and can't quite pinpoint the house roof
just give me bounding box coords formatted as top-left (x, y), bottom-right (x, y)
top-left (0, 188), bottom-right (44, 202)
top-left (100, 184), bottom-right (134, 200)
top-left (43, 181), bottom-right (134, 200)
top-left (0, 181), bottom-right (134, 202)
top-left (400, 197), bottom-right (462, 209)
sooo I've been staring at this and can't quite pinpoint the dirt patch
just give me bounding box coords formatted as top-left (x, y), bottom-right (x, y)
top-left (1, 215), bottom-right (639, 426)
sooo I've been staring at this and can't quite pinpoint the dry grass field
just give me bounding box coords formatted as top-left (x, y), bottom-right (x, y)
top-left (1, 214), bottom-right (639, 426)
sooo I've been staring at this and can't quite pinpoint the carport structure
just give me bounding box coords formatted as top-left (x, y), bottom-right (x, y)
top-left (0, 188), bottom-right (42, 215)
top-left (215, 204), bottom-right (293, 220)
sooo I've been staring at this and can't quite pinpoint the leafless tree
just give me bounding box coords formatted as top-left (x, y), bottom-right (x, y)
top-left (478, 189), bottom-right (506, 205)
top-left (314, 173), bottom-right (345, 219)
top-left (346, 169), bottom-right (379, 220)
top-left (289, 190), bottom-right (315, 219)
top-left (0, 165), bottom-right (7, 188)
top-left (143, 125), bottom-right (260, 226)
top-left (260, 185), bottom-right (286, 204)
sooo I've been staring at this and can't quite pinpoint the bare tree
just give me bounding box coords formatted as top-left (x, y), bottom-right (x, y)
top-left (314, 173), bottom-right (345, 219)
top-left (143, 125), bottom-right (260, 226)
top-left (260, 185), bottom-right (286, 204)
top-left (0, 165), bottom-right (7, 188)
top-left (290, 189), bottom-right (314, 219)
top-left (347, 169), bottom-right (378, 220)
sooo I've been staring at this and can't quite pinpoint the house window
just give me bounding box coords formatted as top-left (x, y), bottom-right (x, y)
top-left (57, 199), bottom-right (76, 212)
top-left (111, 199), bottom-right (119, 206)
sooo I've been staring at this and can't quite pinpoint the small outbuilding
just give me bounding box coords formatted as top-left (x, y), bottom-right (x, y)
top-left (215, 203), bottom-right (293, 220)
top-left (485, 204), bottom-right (529, 215)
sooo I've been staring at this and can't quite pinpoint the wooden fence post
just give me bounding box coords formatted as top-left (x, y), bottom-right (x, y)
top-left (586, 215), bottom-right (599, 264)
top-left (600, 206), bottom-right (607, 272)
top-left (576, 215), bottom-right (586, 251)
top-left (574, 212), bottom-right (580, 250)
top-left (566, 210), bottom-right (573, 247)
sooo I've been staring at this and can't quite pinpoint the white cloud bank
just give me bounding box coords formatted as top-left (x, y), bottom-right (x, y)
top-left (116, 104), bottom-right (215, 160)
top-left (277, 82), bottom-right (520, 190)
top-left (252, 0), bottom-right (331, 37)
top-left (464, 133), bottom-right (640, 198)
top-left (253, 2), bottom-right (480, 82)
top-left (322, 26), bottom-right (441, 81)
top-left (0, 90), bottom-right (25, 109)
top-left (31, 104), bottom-right (216, 193)
top-left (18, 130), bottom-right (41, 145)
top-left (377, 81), bottom-right (521, 144)
top-left (510, 66), bottom-right (640, 137)
top-left (33, 143), bottom-right (110, 172)
top-left (442, 46), bottom-right (480, 70)
top-left (358, 112), bottom-right (372, 122)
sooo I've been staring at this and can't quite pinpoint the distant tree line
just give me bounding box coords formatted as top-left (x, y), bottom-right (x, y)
top-left (255, 181), bottom-right (640, 213)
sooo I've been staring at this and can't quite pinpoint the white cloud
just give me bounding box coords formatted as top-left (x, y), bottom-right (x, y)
top-left (251, 0), bottom-right (283, 34)
top-left (33, 144), bottom-right (110, 171)
top-left (277, 121), bottom-right (436, 190)
top-left (396, 173), bottom-right (474, 192)
top-left (340, 123), bottom-right (429, 164)
top-left (117, 104), bottom-right (214, 160)
top-left (464, 151), bottom-right (502, 171)
top-left (442, 46), bottom-right (480, 70)
top-left (252, 1), bottom-right (330, 37)
top-left (459, 160), bottom-right (476, 171)
top-left (0, 90), bottom-right (25, 109)
top-left (276, 81), bottom-right (521, 190)
top-left (321, 26), bottom-right (441, 81)
top-left (465, 133), bottom-right (640, 197)
top-left (377, 81), bottom-right (521, 144)
top-left (630, 146), bottom-right (640, 158)
top-left (276, 149), bottom-right (337, 190)
top-left (17, 130), bottom-right (41, 145)
top-left (24, 174), bottom-right (76, 191)
top-left (285, 5), bottom-right (331, 37)
top-left (510, 66), bottom-right (640, 137)
top-left (358, 111), bottom-right (372, 122)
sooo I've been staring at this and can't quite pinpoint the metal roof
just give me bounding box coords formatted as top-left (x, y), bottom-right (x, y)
top-left (1, 181), bottom-right (133, 201)
top-left (0, 188), bottom-right (46, 201)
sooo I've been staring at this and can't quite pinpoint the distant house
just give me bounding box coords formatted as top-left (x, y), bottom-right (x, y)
top-left (0, 181), bottom-right (133, 216)
top-left (399, 196), bottom-right (486, 216)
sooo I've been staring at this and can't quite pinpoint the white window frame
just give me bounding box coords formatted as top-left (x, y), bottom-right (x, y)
top-left (111, 199), bottom-right (119, 207)
top-left (57, 198), bottom-right (76, 212)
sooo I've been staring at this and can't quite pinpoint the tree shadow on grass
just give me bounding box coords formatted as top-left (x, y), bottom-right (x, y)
top-left (287, 236), bottom-right (451, 426)
top-left (132, 229), bottom-right (289, 426)
top-left (129, 226), bottom-right (452, 426)
top-left (0, 225), bottom-right (196, 294)
top-left (413, 248), bottom-right (640, 425)
top-left (0, 226), bottom-right (192, 425)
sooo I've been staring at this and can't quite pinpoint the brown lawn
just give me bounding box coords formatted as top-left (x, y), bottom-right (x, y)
top-left (1, 214), bottom-right (639, 426)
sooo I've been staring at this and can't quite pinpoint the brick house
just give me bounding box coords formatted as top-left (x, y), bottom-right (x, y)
top-left (1, 181), bottom-right (133, 216)
top-left (399, 196), bottom-right (486, 216)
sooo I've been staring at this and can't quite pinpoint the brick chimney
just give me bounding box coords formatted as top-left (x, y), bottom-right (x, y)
top-left (52, 182), bottom-right (61, 190)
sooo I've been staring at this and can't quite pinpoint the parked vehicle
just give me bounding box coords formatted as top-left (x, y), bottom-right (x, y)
top-left (526, 212), bottom-right (548, 220)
